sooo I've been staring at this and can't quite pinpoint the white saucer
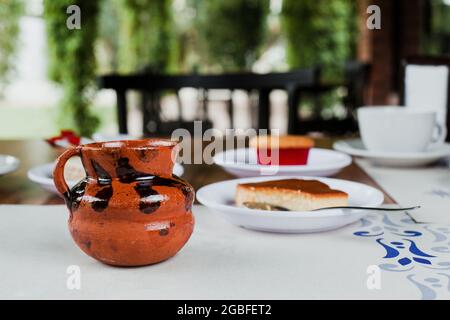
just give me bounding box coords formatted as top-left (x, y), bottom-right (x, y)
top-left (0, 155), bottom-right (20, 176)
top-left (28, 162), bottom-right (185, 196)
top-left (333, 138), bottom-right (450, 167)
top-left (196, 176), bottom-right (384, 233)
top-left (213, 148), bottom-right (352, 178)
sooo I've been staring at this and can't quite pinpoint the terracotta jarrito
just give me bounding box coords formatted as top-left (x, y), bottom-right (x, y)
top-left (53, 139), bottom-right (195, 266)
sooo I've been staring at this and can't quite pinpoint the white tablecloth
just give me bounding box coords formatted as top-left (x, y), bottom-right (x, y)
top-left (356, 159), bottom-right (450, 224)
top-left (0, 204), bottom-right (449, 299)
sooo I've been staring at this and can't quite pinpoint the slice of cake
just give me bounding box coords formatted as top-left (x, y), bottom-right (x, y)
top-left (236, 179), bottom-right (348, 211)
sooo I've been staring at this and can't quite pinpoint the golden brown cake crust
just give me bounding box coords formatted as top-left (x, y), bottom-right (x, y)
top-left (237, 179), bottom-right (348, 198)
top-left (250, 135), bottom-right (314, 149)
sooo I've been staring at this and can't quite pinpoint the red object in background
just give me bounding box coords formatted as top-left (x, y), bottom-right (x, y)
top-left (46, 130), bottom-right (81, 147)
top-left (256, 147), bottom-right (311, 165)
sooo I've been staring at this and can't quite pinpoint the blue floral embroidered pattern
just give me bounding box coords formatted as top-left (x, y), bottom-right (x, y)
top-left (353, 213), bottom-right (450, 299)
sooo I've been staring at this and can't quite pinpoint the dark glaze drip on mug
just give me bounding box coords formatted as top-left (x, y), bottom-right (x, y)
top-left (116, 157), bottom-right (150, 183)
top-left (136, 149), bottom-right (158, 163)
top-left (83, 157), bottom-right (195, 214)
top-left (132, 175), bottom-right (191, 214)
top-left (149, 175), bottom-right (194, 212)
top-left (91, 160), bottom-right (112, 185)
top-left (132, 176), bottom-right (194, 214)
top-left (64, 179), bottom-right (88, 211)
top-left (91, 184), bottom-right (113, 212)
top-left (172, 174), bottom-right (195, 211)
top-left (134, 181), bottom-right (161, 214)
top-left (159, 228), bottom-right (169, 236)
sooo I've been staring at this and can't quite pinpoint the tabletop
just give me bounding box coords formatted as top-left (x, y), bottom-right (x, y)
top-left (0, 138), bottom-right (395, 205)
top-left (4, 139), bottom-right (450, 300)
top-left (1, 204), bottom-right (449, 299)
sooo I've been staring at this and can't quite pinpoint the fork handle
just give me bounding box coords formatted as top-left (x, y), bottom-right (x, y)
top-left (313, 206), bottom-right (420, 212)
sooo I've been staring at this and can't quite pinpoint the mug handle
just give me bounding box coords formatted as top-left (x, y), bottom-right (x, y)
top-left (53, 147), bottom-right (81, 199)
top-left (430, 122), bottom-right (447, 147)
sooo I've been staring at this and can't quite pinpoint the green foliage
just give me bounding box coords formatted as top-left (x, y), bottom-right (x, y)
top-left (44, 0), bottom-right (100, 137)
top-left (118, 0), bottom-right (175, 73)
top-left (97, 0), bottom-right (121, 73)
top-left (281, 0), bottom-right (357, 80)
top-left (422, 0), bottom-right (450, 55)
top-left (281, 0), bottom-right (357, 115)
top-left (0, 0), bottom-right (24, 94)
top-left (196, 0), bottom-right (269, 72)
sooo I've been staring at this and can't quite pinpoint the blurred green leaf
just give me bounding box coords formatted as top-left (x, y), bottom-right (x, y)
top-left (0, 0), bottom-right (24, 94)
top-left (44, 0), bottom-right (100, 137)
top-left (196, 0), bottom-right (269, 72)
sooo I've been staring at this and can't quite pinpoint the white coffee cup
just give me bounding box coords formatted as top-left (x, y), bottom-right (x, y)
top-left (357, 106), bottom-right (447, 153)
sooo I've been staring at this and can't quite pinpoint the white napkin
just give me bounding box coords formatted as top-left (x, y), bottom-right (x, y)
top-left (405, 64), bottom-right (449, 126)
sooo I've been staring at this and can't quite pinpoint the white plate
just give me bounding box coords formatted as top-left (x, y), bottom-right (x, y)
top-left (92, 133), bottom-right (138, 142)
top-left (333, 138), bottom-right (450, 167)
top-left (0, 155), bottom-right (20, 176)
top-left (196, 176), bottom-right (384, 233)
top-left (28, 162), bottom-right (185, 196)
top-left (213, 148), bottom-right (352, 177)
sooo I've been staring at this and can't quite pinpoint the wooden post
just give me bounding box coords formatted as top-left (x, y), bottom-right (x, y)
top-left (258, 89), bottom-right (270, 131)
top-left (116, 89), bottom-right (127, 134)
top-left (287, 85), bottom-right (299, 134)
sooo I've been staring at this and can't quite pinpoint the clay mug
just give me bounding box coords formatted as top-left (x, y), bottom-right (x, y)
top-left (53, 139), bottom-right (195, 266)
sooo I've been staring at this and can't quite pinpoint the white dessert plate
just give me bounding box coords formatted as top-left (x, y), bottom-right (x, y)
top-left (28, 162), bottom-right (185, 196)
top-left (92, 133), bottom-right (139, 142)
top-left (333, 138), bottom-right (450, 167)
top-left (196, 176), bottom-right (384, 233)
top-left (0, 155), bottom-right (20, 176)
top-left (213, 148), bottom-right (352, 178)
